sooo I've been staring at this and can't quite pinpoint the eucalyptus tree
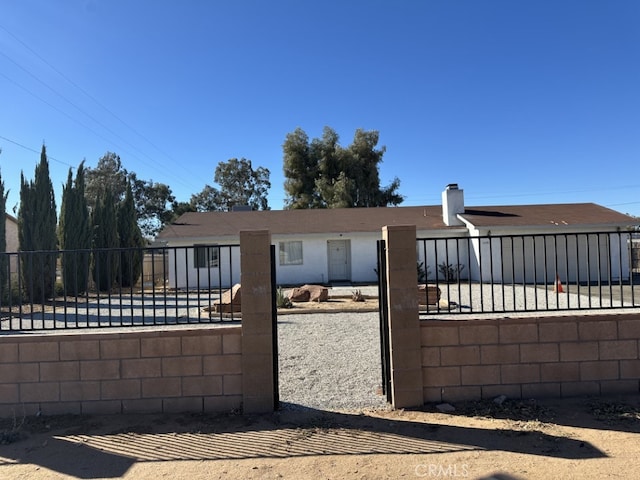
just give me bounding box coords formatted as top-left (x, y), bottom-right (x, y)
top-left (282, 126), bottom-right (403, 209)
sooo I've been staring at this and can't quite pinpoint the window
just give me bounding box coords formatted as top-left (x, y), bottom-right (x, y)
top-left (279, 241), bottom-right (303, 265)
top-left (194, 245), bottom-right (219, 268)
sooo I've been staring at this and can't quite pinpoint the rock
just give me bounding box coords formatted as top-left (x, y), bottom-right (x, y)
top-left (436, 403), bottom-right (456, 413)
top-left (303, 284), bottom-right (329, 302)
top-left (289, 284), bottom-right (329, 303)
top-left (289, 287), bottom-right (311, 302)
top-left (418, 284), bottom-right (441, 305)
top-left (212, 283), bottom-right (242, 313)
top-left (493, 394), bottom-right (507, 405)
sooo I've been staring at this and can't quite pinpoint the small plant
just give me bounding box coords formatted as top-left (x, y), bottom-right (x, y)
top-left (438, 262), bottom-right (465, 282)
top-left (0, 409), bottom-right (26, 445)
top-left (351, 289), bottom-right (365, 302)
top-left (0, 281), bottom-right (25, 305)
top-left (54, 281), bottom-right (65, 297)
top-left (276, 287), bottom-right (292, 308)
top-left (417, 262), bottom-right (428, 283)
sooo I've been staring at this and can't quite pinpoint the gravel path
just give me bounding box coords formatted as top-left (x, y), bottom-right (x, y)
top-left (277, 310), bottom-right (389, 412)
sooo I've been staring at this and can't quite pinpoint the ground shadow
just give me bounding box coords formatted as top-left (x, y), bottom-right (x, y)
top-left (0, 404), bottom-right (606, 479)
top-left (428, 394), bottom-right (640, 434)
top-left (0, 436), bottom-right (134, 478)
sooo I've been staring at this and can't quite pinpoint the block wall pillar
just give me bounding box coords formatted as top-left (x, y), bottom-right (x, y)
top-left (383, 225), bottom-right (423, 408)
top-left (240, 230), bottom-right (275, 413)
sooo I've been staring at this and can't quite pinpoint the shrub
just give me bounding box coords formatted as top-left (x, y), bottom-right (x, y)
top-left (1, 280), bottom-right (25, 305)
top-left (417, 261), bottom-right (428, 282)
top-left (54, 281), bottom-right (65, 297)
top-left (351, 289), bottom-right (365, 302)
top-left (438, 262), bottom-right (465, 282)
top-left (276, 287), bottom-right (292, 308)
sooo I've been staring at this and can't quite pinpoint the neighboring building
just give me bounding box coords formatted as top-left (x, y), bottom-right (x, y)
top-left (156, 185), bottom-right (638, 288)
top-left (4, 213), bottom-right (19, 275)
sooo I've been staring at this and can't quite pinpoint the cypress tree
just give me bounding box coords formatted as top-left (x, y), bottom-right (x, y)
top-left (59, 162), bottom-right (91, 295)
top-left (18, 145), bottom-right (58, 302)
top-left (117, 182), bottom-right (144, 288)
top-left (91, 188), bottom-right (118, 291)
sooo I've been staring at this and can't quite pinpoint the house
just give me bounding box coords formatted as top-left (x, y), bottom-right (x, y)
top-left (156, 185), bottom-right (638, 288)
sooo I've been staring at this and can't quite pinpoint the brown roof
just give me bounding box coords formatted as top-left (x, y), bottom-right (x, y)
top-left (158, 206), bottom-right (449, 239)
top-left (459, 203), bottom-right (637, 229)
top-left (157, 203), bottom-right (637, 240)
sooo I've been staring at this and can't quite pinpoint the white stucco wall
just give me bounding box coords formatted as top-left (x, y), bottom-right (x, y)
top-left (164, 231), bottom-right (388, 289)
top-left (511, 235), bottom-right (626, 284)
top-left (162, 225), bottom-right (632, 289)
top-left (461, 228), bottom-right (630, 284)
top-left (272, 232), bottom-right (380, 286)
top-left (416, 236), bottom-right (471, 282)
top-left (166, 244), bottom-right (240, 289)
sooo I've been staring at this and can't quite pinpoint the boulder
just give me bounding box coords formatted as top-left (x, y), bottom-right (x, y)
top-left (289, 284), bottom-right (329, 303)
top-left (304, 284), bottom-right (329, 302)
top-left (289, 287), bottom-right (311, 302)
top-left (212, 283), bottom-right (242, 313)
top-left (418, 284), bottom-right (441, 305)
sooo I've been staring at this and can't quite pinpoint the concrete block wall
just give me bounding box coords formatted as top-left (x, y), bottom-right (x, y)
top-left (0, 327), bottom-right (243, 417)
top-left (240, 230), bottom-right (276, 414)
top-left (382, 225), bottom-right (423, 408)
top-left (421, 314), bottom-right (640, 403)
top-left (0, 229), bottom-right (277, 418)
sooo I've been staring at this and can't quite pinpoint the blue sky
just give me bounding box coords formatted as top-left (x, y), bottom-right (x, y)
top-left (1, 0), bottom-right (639, 218)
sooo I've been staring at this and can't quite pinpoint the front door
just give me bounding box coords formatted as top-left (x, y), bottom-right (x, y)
top-left (327, 240), bottom-right (351, 282)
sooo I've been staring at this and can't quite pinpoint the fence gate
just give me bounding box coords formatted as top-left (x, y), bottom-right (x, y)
top-left (377, 240), bottom-right (392, 403)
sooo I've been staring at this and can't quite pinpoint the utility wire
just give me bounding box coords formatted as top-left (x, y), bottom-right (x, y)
top-left (0, 48), bottom-right (166, 169)
top-left (0, 134), bottom-right (74, 168)
top-left (0, 69), bottom-right (139, 160)
top-left (0, 22), bottom-right (201, 191)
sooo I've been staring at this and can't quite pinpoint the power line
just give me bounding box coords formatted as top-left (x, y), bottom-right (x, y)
top-left (0, 134), bottom-right (74, 169)
top-left (0, 48), bottom-right (168, 170)
top-left (0, 69), bottom-right (141, 160)
top-left (0, 23), bottom-right (178, 162)
top-left (0, 22), bottom-right (202, 192)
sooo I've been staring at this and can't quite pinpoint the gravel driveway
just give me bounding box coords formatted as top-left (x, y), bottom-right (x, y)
top-left (277, 310), bottom-right (389, 412)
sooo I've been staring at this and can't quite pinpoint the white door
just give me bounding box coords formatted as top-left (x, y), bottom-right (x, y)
top-left (328, 240), bottom-right (351, 282)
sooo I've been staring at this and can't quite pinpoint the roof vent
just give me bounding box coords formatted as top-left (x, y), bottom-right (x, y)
top-left (231, 205), bottom-right (252, 212)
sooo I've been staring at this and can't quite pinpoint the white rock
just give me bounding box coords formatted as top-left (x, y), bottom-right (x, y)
top-left (493, 394), bottom-right (507, 405)
top-left (436, 403), bottom-right (456, 413)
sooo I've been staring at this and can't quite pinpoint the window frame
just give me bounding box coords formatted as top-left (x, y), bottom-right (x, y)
top-left (279, 240), bottom-right (303, 266)
top-left (193, 245), bottom-right (220, 268)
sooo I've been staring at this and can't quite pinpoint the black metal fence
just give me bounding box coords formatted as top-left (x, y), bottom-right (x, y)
top-left (0, 245), bottom-right (241, 332)
top-left (417, 231), bottom-right (640, 316)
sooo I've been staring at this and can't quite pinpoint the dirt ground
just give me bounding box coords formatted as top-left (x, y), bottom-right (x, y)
top-left (1, 395), bottom-right (639, 480)
top-left (278, 295), bottom-right (379, 314)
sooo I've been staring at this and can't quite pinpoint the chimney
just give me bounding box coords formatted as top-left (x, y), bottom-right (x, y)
top-left (442, 184), bottom-right (464, 226)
